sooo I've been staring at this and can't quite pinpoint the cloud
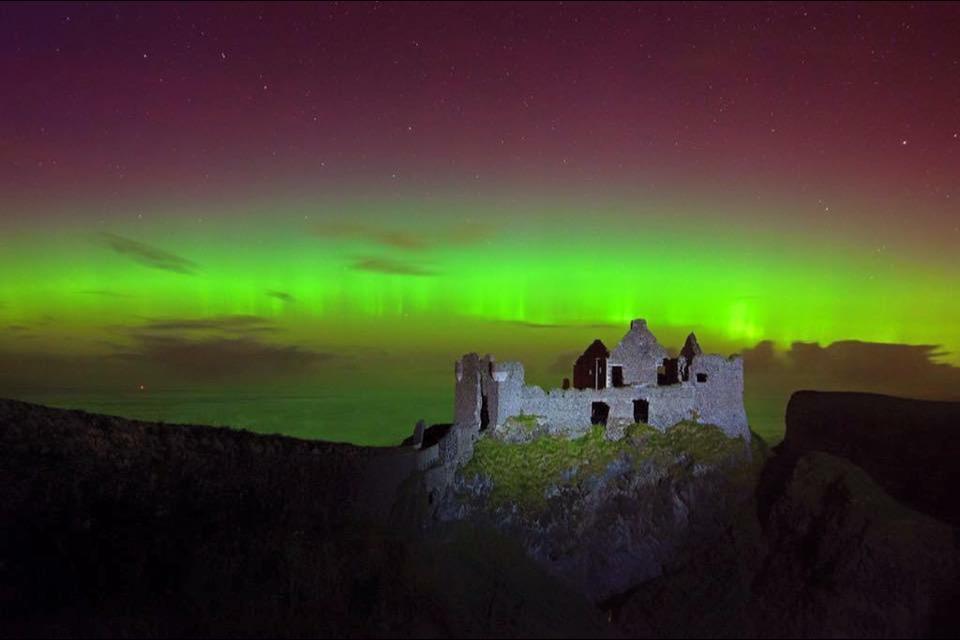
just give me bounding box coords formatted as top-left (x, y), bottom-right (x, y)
top-left (312, 222), bottom-right (428, 250)
top-left (0, 315), bottom-right (337, 388)
top-left (266, 290), bottom-right (296, 303)
top-left (741, 339), bottom-right (960, 440)
top-left (743, 339), bottom-right (960, 395)
top-left (350, 256), bottom-right (438, 276)
top-left (1, 316), bottom-right (57, 336)
top-left (494, 320), bottom-right (623, 330)
top-left (312, 221), bottom-right (494, 252)
top-left (4, 324), bottom-right (31, 333)
top-left (109, 333), bottom-right (332, 381)
top-left (99, 233), bottom-right (198, 275)
top-left (136, 314), bottom-right (277, 334)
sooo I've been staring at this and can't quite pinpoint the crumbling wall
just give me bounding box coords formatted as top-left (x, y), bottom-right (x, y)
top-left (504, 385), bottom-right (698, 437)
top-left (642, 385), bottom-right (697, 429)
top-left (609, 319), bottom-right (668, 386)
top-left (454, 353), bottom-right (483, 429)
top-left (438, 321), bottom-right (751, 505)
top-left (689, 354), bottom-right (749, 438)
top-left (510, 386), bottom-right (642, 438)
top-left (491, 361), bottom-right (526, 425)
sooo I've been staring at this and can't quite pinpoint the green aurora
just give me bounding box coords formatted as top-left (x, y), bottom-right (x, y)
top-left (2, 192), bottom-right (958, 446)
top-left (2, 194), bottom-right (957, 361)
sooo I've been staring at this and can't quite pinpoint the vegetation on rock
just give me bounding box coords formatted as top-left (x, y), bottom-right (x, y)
top-left (504, 412), bottom-right (542, 431)
top-left (462, 421), bottom-right (749, 510)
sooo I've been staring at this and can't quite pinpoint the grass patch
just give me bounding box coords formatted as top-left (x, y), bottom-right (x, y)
top-left (462, 422), bottom-right (745, 511)
top-left (504, 413), bottom-right (542, 432)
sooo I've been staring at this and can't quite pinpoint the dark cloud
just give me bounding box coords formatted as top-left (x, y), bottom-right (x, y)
top-left (137, 315), bottom-right (276, 334)
top-left (743, 339), bottom-right (960, 399)
top-left (4, 325), bottom-right (31, 333)
top-left (350, 256), bottom-right (438, 276)
top-left (312, 221), bottom-right (494, 252)
top-left (99, 233), bottom-right (198, 275)
top-left (3, 317), bottom-right (56, 335)
top-left (495, 320), bottom-right (622, 330)
top-left (266, 290), bottom-right (296, 303)
top-left (313, 222), bottom-right (428, 250)
top-left (741, 339), bottom-right (960, 441)
top-left (110, 333), bottom-right (332, 381)
top-left (442, 222), bottom-right (496, 247)
top-left (0, 330), bottom-right (340, 390)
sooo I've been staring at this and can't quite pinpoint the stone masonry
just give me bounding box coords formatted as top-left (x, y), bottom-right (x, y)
top-left (415, 318), bottom-right (750, 502)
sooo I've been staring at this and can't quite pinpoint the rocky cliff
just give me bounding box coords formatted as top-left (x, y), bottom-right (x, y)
top-left (0, 399), bottom-right (607, 638)
top-left (439, 422), bottom-right (763, 603)
top-left (783, 390), bottom-right (960, 525)
top-left (2, 392), bottom-right (959, 638)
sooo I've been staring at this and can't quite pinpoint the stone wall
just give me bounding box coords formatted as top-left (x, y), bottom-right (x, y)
top-left (454, 353), bottom-right (484, 428)
top-left (609, 319), bottom-right (668, 386)
top-left (491, 360), bottom-right (525, 425)
top-left (450, 329), bottom-right (749, 442)
top-left (689, 354), bottom-right (749, 438)
top-left (643, 384), bottom-right (698, 430)
top-left (424, 320), bottom-right (750, 508)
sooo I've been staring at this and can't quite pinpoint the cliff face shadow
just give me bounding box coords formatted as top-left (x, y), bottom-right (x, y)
top-left (742, 391), bottom-right (960, 638)
top-left (0, 400), bottom-right (607, 638)
top-left (779, 390), bottom-right (960, 526)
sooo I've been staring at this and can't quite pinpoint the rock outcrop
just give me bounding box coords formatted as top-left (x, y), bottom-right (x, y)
top-left (614, 391), bottom-right (960, 637)
top-left (3, 391), bottom-right (960, 638)
top-left (440, 422), bottom-right (762, 602)
top-left (751, 451), bottom-right (957, 637)
top-left (0, 399), bottom-right (607, 638)
top-left (783, 390), bottom-right (960, 525)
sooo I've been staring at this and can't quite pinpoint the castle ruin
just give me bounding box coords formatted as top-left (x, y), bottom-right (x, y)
top-left (414, 318), bottom-right (750, 502)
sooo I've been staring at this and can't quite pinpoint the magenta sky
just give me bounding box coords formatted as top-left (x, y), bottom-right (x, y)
top-left (3, 1), bottom-right (959, 224)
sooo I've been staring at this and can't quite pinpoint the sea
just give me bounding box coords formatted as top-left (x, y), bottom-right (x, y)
top-left (7, 388), bottom-right (787, 447)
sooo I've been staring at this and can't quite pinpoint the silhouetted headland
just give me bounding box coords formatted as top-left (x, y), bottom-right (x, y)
top-left (2, 391), bottom-right (959, 638)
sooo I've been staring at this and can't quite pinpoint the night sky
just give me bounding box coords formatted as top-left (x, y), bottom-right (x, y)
top-left (1, 2), bottom-right (959, 443)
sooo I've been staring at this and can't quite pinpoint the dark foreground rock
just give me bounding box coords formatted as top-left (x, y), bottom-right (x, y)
top-left (751, 451), bottom-right (956, 637)
top-left (613, 447), bottom-right (959, 638)
top-left (0, 399), bottom-right (607, 638)
top-left (783, 390), bottom-right (960, 526)
top-left (2, 393), bottom-right (960, 638)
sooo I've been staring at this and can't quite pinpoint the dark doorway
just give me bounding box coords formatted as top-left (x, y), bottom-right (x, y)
top-left (480, 393), bottom-right (490, 430)
top-left (611, 366), bottom-right (624, 388)
top-left (633, 399), bottom-right (649, 424)
top-left (696, 373), bottom-right (708, 383)
top-left (658, 358), bottom-right (680, 386)
top-left (591, 402), bottom-right (610, 426)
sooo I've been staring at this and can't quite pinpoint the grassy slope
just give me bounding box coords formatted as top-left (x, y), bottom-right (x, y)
top-left (463, 422), bottom-right (750, 510)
